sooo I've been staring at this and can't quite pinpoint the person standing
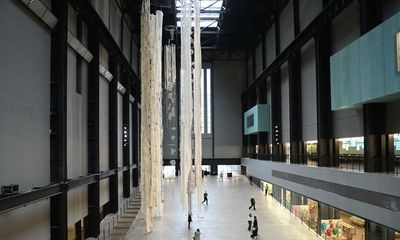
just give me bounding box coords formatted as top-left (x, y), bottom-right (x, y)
top-left (249, 196), bottom-right (256, 210)
top-left (219, 172), bottom-right (223, 182)
top-left (253, 216), bottom-right (258, 228)
top-left (265, 185), bottom-right (269, 196)
top-left (188, 213), bottom-right (192, 229)
top-left (247, 213), bottom-right (253, 231)
top-left (193, 229), bottom-right (201, 240)
top-left (202, 191), bottom-right (208, 205)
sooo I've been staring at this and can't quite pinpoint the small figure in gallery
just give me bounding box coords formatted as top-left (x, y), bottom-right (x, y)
top-left (251, 225), bottom-right (258, 239)
top-left (219, 172), bottom-right (223, 182)
top-left (249, 196), bottom-right (256, 210)
top-left (253, 216), bottom-right (258, 228)
top-left (265, 185), bottom-right (269, 196)
top-left (188, 213), bottom-right (192, 229)
top-left (247, 213), bottom-right (253, 231)
top-left (202, 191), bottom-right (208, 205)
top-left (249, 176), bottom-right (253, 186)
top-left (193, 229), bottom-right (201, 240)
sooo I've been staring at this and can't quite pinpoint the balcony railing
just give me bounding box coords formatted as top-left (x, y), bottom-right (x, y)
top-left (243, 153), bottom-right (400, 175)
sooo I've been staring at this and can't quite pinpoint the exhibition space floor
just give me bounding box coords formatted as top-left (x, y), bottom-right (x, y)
top-left (124, 175), bottom-right (321, 240)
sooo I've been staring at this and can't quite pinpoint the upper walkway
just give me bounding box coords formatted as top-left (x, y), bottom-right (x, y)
top-left (124, 175), bottom-right (320, 240)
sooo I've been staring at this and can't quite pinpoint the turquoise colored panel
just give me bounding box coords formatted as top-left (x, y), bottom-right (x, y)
top-left (330, 11), bottom-right (400, 110)
top-left (244, 104), bottom-right (270, 135)
top-left (383, 13), bottom-right (400, 94)
top-left (360, 25), bottom-right (385, 101)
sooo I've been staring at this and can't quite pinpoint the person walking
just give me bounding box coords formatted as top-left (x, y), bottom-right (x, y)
top-left (202, 191), bottom-right (208, 205)
top-left (249, 196), bottom-right (256, 210)
top-left (253, 216), bottom-right (258, 228)
top-left (193, 229), bottom-right (201, 240)
top-left (265, 185), bottom-right (269, 196)
top-left (219, 172), bottom-right (223, 182)
top-left (188, 213), bottom-right (192, 229)
top-left (247, 213), bottom-right (253, 231)
top-left (251, 216), bottom-right (258, 238)
top-left (251, 225), bottom-right (258, 239)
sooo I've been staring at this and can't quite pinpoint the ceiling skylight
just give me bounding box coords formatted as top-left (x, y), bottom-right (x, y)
top-left (176, 0), bottom-right (223, 28)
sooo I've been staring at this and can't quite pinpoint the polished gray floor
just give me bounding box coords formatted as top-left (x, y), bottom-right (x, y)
top-left (124, 175), bottom-right (321, 240)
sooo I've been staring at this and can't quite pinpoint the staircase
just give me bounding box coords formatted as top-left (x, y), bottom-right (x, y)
top-left (99, 189), bottom-right (141, 240)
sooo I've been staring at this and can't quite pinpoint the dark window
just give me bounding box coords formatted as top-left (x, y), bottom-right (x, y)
top-left (247, 114), bottom-right (254, 128)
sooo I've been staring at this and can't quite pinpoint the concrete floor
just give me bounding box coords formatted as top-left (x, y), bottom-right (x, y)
top-left (124, 175), bottom-right (321, 240)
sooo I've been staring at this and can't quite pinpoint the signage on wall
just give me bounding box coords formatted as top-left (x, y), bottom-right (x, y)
top-left (397, 32), bottom-right (400, 72)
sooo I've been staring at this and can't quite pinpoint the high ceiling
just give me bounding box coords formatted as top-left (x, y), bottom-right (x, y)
top-left (127, 0), bottom-right (289, 51)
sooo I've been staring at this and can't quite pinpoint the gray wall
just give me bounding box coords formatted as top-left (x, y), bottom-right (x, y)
top-left (299, 0), bottom-right (322, 31)
top-left (213, 61), bottom-right (245, 158)
top-left (300, 39), bottom-right (317, 141)
top-left (242, 158), bottom-right (400, 231)
top-left (386, 100), bottom-right (400, 134)
top-left (382, 0), bottom-right (400, 21)
top-left (265, 23), bottom-right (276, 67)
top-left (255, 42), bottom-right (263, 77)
top-left (279, 0), bottom-right (294, 50)
top-left (331, 0), bottom-right (360, 55)
top-left (281, 62), bottom-right (290, 143)
top-left (247, 56), bottom-right (253, 86)
top-left (0, 1), bottom-right (51, 239)
top-left (331, 0), bottom-right (363, 138)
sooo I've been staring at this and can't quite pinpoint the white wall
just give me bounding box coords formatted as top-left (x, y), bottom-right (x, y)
top-left (67, 187), bottom-right (88, 226)
top-left (213, 61), bottom-right (245, 158)
top-left (0, 1), bottom-right (51, 239)
top-left (0, 200), bottom-right (50, 240)
top-left (300, 40), bottom-right (317, 141)
top-left (66, 47), bottom-right (89, 179)
top-left (100, 179), bottom-right (110, 207)
top-left (99, 46), bottom-right (110, 171)
top-left (333, 109), bottom-right (364, 138)
top-left (281, 62), bottom-right (290, 143)
top-left (0, 0), bottom-right (51, 192)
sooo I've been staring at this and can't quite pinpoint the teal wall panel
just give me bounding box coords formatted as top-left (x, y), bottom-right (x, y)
top-left (330, 12), bottom-right (400, 110)
top-left (244, 104), bottom-right (270, 135)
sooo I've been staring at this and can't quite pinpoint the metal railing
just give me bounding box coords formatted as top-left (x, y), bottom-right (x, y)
top-left (243, 152), bottom-right (400, 176)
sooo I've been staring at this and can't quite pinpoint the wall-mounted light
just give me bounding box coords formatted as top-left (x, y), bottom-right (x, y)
top-left (67, 31), bottom-right (93, 62)
top-left (118, 82), bottom-right (126, 94)
top-left (20, 0), bottom-right (58, 29)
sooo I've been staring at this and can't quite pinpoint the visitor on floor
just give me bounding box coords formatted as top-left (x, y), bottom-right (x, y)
top-left (219, 172), bottom-right (223, 182)
top-left (251, 225), bottom-right (258, 238)
top-left (249, 196), bottom-right (256, 210)
top-left (265, 185), bottom-right (269, 196)
top-left (202, 191), bottom-right (208, 205)
top-left (253, 216), bottom-right (258, 228)
top-left (247, 213), bottom-right (253, 231)
top-left (193, 229), bottom-right (201, 240)
top-left (188, 213), bottom-right (192, 229)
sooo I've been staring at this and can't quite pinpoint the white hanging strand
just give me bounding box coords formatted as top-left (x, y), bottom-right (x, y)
top-left (179, 0), bottom-right (193, 212)
top-left (140, 0), bottom-right (163, 232)
top-left (193, 0), bottom-right (203, 209)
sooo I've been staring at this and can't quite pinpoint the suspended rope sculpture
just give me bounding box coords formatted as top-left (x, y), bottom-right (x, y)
top-left (140, 0), bottom-right (163, 232)
top-left (179, 0), bottom-right (192, 212)
top-left (193, 0), bottom-right (203, 209)
top-left (179, 0), bottom-right (203, 214)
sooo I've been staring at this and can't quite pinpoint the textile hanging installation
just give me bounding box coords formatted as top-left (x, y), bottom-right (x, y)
top-left (179, 0), bottom-right (192, 212)
top-left (140, 0), bottom-right (163, 232)
top-left (193, 0), bottom-right (203, 208)
top-left (179, 0), bottom-right (203, 213)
